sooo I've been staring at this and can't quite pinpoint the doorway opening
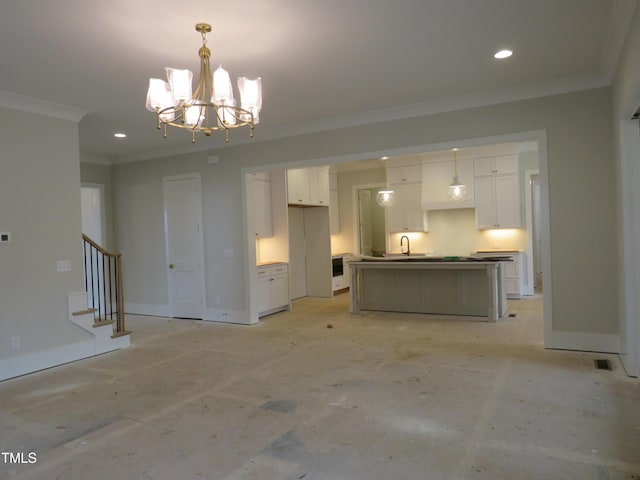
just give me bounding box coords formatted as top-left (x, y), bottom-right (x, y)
top-left (357, 187), bottom-right (386, 256)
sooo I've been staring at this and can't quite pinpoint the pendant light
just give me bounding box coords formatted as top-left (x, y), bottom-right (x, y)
top-left (447, 148), bottom-right (467, 201)
top-left (376, 189), bottom-right (396, 207)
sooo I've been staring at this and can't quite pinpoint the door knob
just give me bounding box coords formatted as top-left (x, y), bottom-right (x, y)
top-left (169, 264), bottom-right (174, 269)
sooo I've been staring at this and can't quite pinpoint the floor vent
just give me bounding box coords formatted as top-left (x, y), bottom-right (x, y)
top-left (508, 313), bottom-right (517, 318)
top-left (594, 359), bottom-right (612, 370)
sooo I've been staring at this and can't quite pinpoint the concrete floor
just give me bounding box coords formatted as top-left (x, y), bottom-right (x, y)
top-left (1, 294), bottom-right (639, 480)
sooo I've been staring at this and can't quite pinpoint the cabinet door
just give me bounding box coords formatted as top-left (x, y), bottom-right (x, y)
top-left (494, 175), bottom-right (520, 227)
top-left (253, 177), bottom-right (273, 238)
top-left (474, 176), bottom-right (497, 229)
top-left (270, 274), bottom-right (289, 309)
top-left (256, 276), bottom-right (271, 314)
top-left (287, 168), bottom-right (310, 205)
top-left (404, 184), bottom-right (427, 232)
top-left (315, 167), bottom-right (330, 206)
top-left (387, 164), bottom-right (421, 185)
top-left (385, 187), bottom-right (406, 232)
top-left (473, 157), bottom-right (496, 177)
top-left (493, 155), bottom-right (517, 175)
top-left (386, 185), bottom-right (426, 232)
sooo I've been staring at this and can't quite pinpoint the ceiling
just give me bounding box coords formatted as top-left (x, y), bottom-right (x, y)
top-left (0, 0), bottom-right (633, 163)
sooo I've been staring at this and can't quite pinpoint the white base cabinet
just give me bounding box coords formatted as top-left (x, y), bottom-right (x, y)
top-left (472, 251), bottom-right (526, 299)
top-left (256, 264), bottom-right (290, 317)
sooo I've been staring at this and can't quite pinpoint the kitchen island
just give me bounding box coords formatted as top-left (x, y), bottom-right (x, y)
top-left (349, 257), bottom-right (508, 321)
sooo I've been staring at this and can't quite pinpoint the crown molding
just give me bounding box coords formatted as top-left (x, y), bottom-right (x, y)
top-left (600, 0), bottom-right (637, 84)
top-left (113, 71), bottom-right (608, 165)
top-left (0, 90), bottom-right (88, 122)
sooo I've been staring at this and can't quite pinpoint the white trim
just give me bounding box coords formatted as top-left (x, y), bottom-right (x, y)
top-left (524, 168), bottom-right (539, 296)
top-left (0, 89), bottom-right (88, 122)
top-left (546, 331), bottom-right (620, 354)
top-left (0, 340), bottom-right (96, 382)
top-left (113, 75), bottom-right (608, 165)
top-left (124, 302), bottom-right (171, 317)
top-left (617, 85), bottom-right (640, 377)
top-left (205, 308), bottom-right (254, 325)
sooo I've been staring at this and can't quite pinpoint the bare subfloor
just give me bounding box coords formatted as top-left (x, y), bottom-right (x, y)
top-left (1, 294), bottom-right (639, 480)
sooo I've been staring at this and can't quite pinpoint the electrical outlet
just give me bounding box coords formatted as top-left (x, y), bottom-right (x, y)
top-left (0, 232), bottom-right (10, 243)
top-left (11, 336), bottom-right (20, 349)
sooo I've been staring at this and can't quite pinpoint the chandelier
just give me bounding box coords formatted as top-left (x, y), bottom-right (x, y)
top-left (145, 23), bottom-right (262, 143)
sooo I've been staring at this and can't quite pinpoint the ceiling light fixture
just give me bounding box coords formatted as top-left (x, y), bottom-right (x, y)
top-left (494, 49), bottom-right (513, 59)
top-left (114, 133), bottom-right (127, 138)
top-left (146, 23), bottom-right (262, 144)
top-left (376, 189), bottom-right (396, 208)
top-left (447, 148), bottom-right (467, 201)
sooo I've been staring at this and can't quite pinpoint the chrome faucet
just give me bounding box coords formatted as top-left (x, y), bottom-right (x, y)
top-left (400, 235), bottom-right (410, 255)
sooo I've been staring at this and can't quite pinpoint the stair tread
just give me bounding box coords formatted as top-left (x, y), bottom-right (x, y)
top-left (111, 330), bottom-right (131, 339)
top-left (93, 319), bottom-right (116, 328)
top-left (72, 308), bottom-right (97, 316)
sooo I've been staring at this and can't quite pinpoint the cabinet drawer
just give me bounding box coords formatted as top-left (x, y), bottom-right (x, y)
top-left (270, 264), bottom-right (288, 275)
top-left (256, 267), bottom-right (270, 278)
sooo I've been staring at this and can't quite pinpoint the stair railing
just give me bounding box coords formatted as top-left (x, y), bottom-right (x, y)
top-left (82, 234), bottom-right (127, 336)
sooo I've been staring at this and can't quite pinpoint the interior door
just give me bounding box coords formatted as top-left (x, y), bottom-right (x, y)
top-left (288, 207), bottom-right (307, 299)
top-left (163, 174), bottom-right (205, 319)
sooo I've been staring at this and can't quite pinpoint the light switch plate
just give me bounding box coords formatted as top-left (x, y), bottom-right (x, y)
top-left (56, 260), bottom-right (71, 272)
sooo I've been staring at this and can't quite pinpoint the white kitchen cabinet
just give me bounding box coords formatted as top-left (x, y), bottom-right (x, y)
top-left (287, 166), bottom-right (330, 206)
top-left (387, 163), bottom-right (422, 185)
top-left (386, 183), bottom-right (428, 232)
top-left (331, 253), bottom-right (352, 293)
top-left (473, 154), bottom-right (520, 230)
top-left (256, 263), bottom-right (289, 317)
top-left (249, 172), bottom-right (273, 238)
top-left (473, 154), bottom-right (517, 176)
top-left (474, 175), bottom-right (521, 229)
top-left (472, 252), bottom-right (526, 299)
top-left (422, 158), bottom-right (475, 210)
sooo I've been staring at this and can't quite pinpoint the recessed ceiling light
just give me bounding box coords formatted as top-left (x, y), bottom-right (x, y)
top-left (381, 156), bottom-right (389, 160)
top-left (494, 49), bottom-right (513, 60)
top-left (114, 133), bottom-right (127, 138)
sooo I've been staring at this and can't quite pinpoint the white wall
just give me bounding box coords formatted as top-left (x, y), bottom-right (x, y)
top-left (111, 87), bottom-right (617, 350)
top-left (0, 107), bottom-right (90, 380)
top-left (80, 161), bottom-right (114, 250)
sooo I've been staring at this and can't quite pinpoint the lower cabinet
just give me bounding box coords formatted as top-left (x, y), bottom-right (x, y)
top-left (256, 264), bottom-right (290, 317)
top-left (472, 252), bottom-right (525, 299)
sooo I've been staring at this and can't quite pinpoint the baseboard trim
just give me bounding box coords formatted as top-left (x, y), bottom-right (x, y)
top-left (546, 331), bottom-right (619, 354)
top-left (205, 308), bottom-right (254, 325)
top-left (124, 302), bottom-right (170, 317)
top-left (0, 340), bottom-right (106, 382)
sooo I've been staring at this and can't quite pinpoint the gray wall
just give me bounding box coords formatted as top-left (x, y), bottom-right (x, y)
top-left (0, 107), bottom-right (89, 376)
top-left (112, 87), bottom-right (617, 340)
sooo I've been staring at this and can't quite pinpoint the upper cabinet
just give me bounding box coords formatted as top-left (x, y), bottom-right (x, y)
top-left (421, 155), bottom-right (475, 210)
top-left (386, 183), bottom-right (427, 232)
top-left (385, 159), bottom-right (427, 232)
top-left (387, 164), bottom-right (422, 185)
top-left (287, 166), bottom-right (330, 207)
top-left (473, 154), bottom-right (521, 229)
